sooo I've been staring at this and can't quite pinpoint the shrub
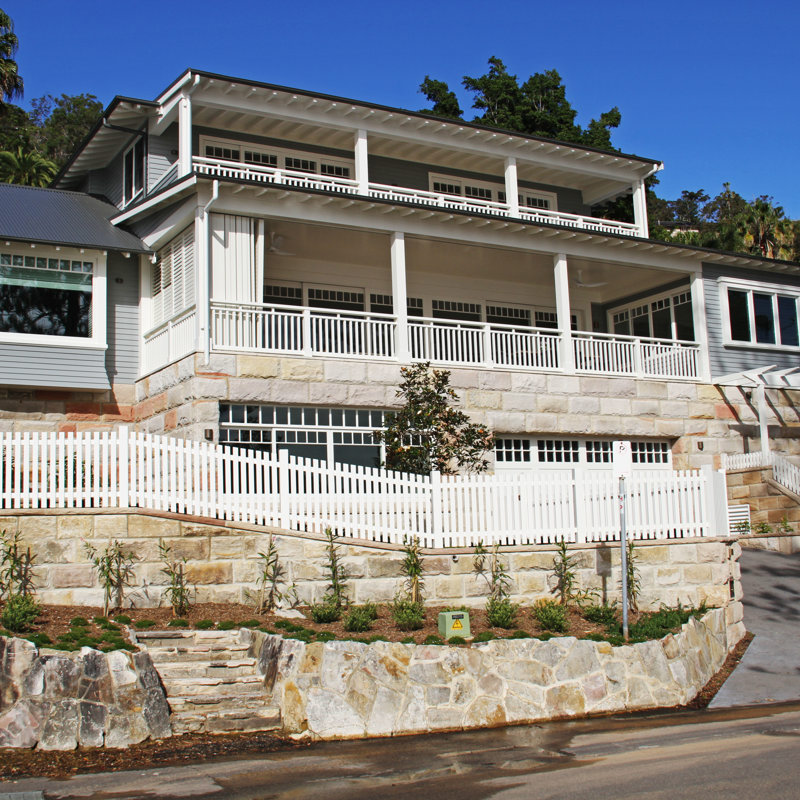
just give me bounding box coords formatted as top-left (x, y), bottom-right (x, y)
top-left (70, 616), bottom-right (89, 627)
top-left (391, 599), bottom-right (425, 631)
top-left (321, 527), bottom-right (349, 612)
top-left (25, 632), bottom-right (52, 647)
top-left (447, 636), bottom-right (467, 645)
top-left (400, 536), bottom-right (425, 604)
top-left (486, 596), bottom-right (518, 629)
top-left (1, 594), bottom-right (41, 633)
top-left (361, 602), bottom-right (379, 621)
top-left (217, 620), bottom-right (236, 631)
top-left (84, 540), bottom-right (137, 616)
top-left (624, 540), bottom-right (641, 613)
top-left (532, 599), bottom-right (568, 633)
top-left (195, 619), bottom-right (214, 629)
top-left (159, 539), bottom-right (192, 617)
top-left (473, 631), bottom-right (495, 642)
top-left (310, 600), bottom-right (341, 624)
top-left (315, 631), bottom-right (337, 642)
top-left (113, 614), bottom-right (131, 624)
top-left (423, 634), bottom-right (444, 645)
top-left (168, 618), bottom-right (189, 627)
top-left (133, 619), bottom-right (155, 630)
top-left (0, 530), bottom-right (37, 599)
top-left (400, 636), bottom-right (417, 644)
top-left (506, 630), bottom-right (532, 639)
top-left (93, 616), bottom-right (108, 624)
top-left (237, 619), bottom-right (262, 628)
top-left (582, 602), bottom-right (619, 627)
top-left (343, 605), bottom-right (374, 633)
top-left (252, 534), bottom-right (287, 614)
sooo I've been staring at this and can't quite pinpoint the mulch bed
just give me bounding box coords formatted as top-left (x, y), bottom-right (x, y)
top-left (7, 601), bottom-right (617, 647)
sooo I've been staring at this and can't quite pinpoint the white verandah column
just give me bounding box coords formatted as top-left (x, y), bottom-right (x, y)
top-left (632, 178), bottom-right (649, 238)
top-left (553, 253), bottom-right (574, 372)
top-left (391, 232), bottom-right (410, 362)
top-left (689, 269), bottom-right (711, 382)
top-left (178, 93), bottom-right (192, 178)
top-left (355, 129), bottom-right (369, 195)
top-left (504, 157), bottom-right (519, 217)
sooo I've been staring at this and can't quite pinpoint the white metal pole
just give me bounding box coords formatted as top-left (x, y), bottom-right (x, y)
top-left (619, 475), bottom-right (629, 641)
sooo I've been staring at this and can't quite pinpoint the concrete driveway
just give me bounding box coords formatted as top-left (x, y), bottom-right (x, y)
top-left (711, 548), bottom-right (800, 707)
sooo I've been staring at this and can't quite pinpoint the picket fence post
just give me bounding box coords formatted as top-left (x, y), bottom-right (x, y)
top-left (430, 470), bottom-right (442, 546)
top-left (278, 448), bottom-right (290, 530)
top-left (117, 427), bottom-right (129, 508)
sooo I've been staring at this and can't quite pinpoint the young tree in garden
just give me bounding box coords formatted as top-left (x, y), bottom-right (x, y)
top-left (375, 362), bottom-right (493, 476)
top-left (0, 9), bottom-right (23, 104)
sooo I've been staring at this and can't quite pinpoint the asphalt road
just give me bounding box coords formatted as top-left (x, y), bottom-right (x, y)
top-left (5, 703), bottom-right (800, 800)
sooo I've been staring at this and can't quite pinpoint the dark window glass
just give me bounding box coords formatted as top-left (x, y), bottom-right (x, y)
top-left (673, 300), bottom-right (695, 341)
top-left (651, 305), bottom-right (672, 340)
top-left (778, 296), bottom-right (799, 347)
top-left (753, 293), bottom-right (775, 344)
top-left (728, 289), bottom-right (751, 341)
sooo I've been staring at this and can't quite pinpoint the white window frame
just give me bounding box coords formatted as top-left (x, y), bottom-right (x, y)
top-left (0, 243), bottom-right (106, 350)
top-left (428, 172), bottom-right (558, 211)
top-left (608, 286), bottom-right (694, 343)
top-left (718, 276), bottom-right (800, 352)
top-left (122, 137), bottom-right (145, 208)
top-left (199, 135), bottom-right (354, 181)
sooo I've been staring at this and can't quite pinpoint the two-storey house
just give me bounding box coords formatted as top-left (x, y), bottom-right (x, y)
top-left (1, 69), bottom-right (798, 482)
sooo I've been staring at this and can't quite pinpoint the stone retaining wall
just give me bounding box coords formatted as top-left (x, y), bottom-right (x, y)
top-left (248, 607), bottom-right (740, 739)
top-left (0, 637), bottom-right (171, 749)
top-left (0, 509), bottom-right (742, 621)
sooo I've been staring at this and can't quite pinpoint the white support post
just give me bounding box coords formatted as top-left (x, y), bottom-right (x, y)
top-left (632, 178), bottom-right (648, 238)
top-left (430, 470), bottom-right (442, 548)
top-left (194, 203), bottom-right (210, 364)
top-left (278, 448), bottom-right (290, 530)
top-left (92, 252), bottom-right (107, 351)
top-left (354, 129), bottom-right (369, 195)
top-left (689, 269), bottom-right (711, 382)
top-left (118, 426), bottom-right (129, 508)
top-left (178, 94), bottom-right (192, 178)
top-left (756, 383), bottom-right (770, 461)
top-left (391, 232), bottom-right (410, 362)
top-left (553, 253), bottom-right (575, 372)
top-left (504, 157), bottom-right (519, 217)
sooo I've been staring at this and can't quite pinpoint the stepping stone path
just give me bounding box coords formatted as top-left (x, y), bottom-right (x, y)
top-left (133, 629), bottom-right (281, 735)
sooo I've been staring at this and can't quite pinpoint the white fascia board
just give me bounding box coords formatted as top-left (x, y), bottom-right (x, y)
top-left (111, 175), bottom-right (197, 225)
top-left (141, 197), bottom-right (197, 250)
top-left (155, 69), bottom-right (195, 105)
top-left (193, 86), bottom-right (651, 185)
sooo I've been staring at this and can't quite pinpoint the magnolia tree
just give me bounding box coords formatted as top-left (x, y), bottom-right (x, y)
top-left (375, 362), bottom-right (493, 476)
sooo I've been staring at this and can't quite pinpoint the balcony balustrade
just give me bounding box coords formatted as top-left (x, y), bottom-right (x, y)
top-left (193, 156), bottom-right (641, 238)
top-left (209, 301), bottom-right (700, 380)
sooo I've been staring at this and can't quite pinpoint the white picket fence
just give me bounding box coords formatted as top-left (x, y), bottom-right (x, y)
top-left (0, 429), bottom-right (729, 548)
top-left (721, 450), bottom-right (800, 498)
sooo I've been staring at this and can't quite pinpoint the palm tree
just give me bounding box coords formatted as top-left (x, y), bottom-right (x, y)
top-left (0, 147), bottom-right (57, 186)
top-left (737, 197), bottom-right (794, 260)
top-left (0, 9), bottom-right (23, 103)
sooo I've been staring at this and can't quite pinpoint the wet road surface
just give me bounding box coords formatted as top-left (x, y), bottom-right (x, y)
top-left (5, 703), bottom-right (800, 799)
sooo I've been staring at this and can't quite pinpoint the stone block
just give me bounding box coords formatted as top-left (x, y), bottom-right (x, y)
top-left (479, 372), bottom-right (512, 391)
top-left (366, 362), bottom-right (402, 385)
top-left (281, 359), bottom-right (324, 382)
top-left (324, 360), bottom-right (367, 384)
top-left (683, 564), bottom-right (713, 584)
top-left (568, 396), bottom-right (601, 415)
top-left (634, 545), bottom-right (669, 565)
top-left (548, 376), bottom-right (581, 395)
top-left (185, 561), bottom-right (232, 585)
top-left (309, 382), bottom-right (349, 404)
top-left (431, 575), bottom-right (465, 600)
top-left (600, 398), bottom-right (632, 416)
top-left (236, 355), bottom-right (280, 378)
top-left (18, 515), bottom-right (57, 538)
top-left (191, 377), bottom-right (229, 400)
top-left (501, 393), bottom-right (536, 413)
top-left (50, 564), bottom-right (94, 588)
top-left (465, 390), bottom-right (501, 410)
top-left (510, 373), bottom-right (547, 393)
top-left (347, 385), bottom-right (390, 406)
top-left (56, 515), bottom-right (93, 540)
top-left (128, 515), bottom-right (180, 539)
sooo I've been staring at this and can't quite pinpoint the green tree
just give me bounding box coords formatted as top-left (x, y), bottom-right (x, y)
top-left (670, 189), bottom-right (710, 228)
top-left (0, 9), bottom-right (23, 104)
top-left (418, 76), bottom-right (462, 119)
top-left (29, 93), bottom-right (103, 167)
top-left (736, 196), bottom-right (794, 259)
top-left (0, 145), bottom-right (57, 186)
top-left (375, 362), bottom-right (493, 476)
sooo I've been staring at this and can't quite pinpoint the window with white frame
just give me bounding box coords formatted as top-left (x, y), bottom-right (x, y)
top-left (609, 288), bottom-right (695, 342)
top-left (0, 251), bottom-right (93, 337)
top-left (494, 437), bottom-right (671, 470)
top-left (151, 227), bottom-right (195, 327)
top-left (432, 299), bottom-right (481, 322)
top-left (430, 172), bottom-right (557, 211)
top-left (723, 281), bottom-right (800, 348)
top-left (123, 137), bottom-right (145, 206)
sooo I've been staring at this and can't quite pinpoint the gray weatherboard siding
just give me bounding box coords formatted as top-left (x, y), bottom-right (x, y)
top-left (0, 342), bottom-right (109, 390)
top-left (702, 262), bottom-right (800, 378)
top-left (106, 252), bottom-right (140, 384)
top-left (148, 124), bottom-right (179, 194)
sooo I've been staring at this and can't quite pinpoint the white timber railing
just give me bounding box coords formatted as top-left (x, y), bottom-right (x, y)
top-left (193, 156), bottom-right (641, 238)
top-left (772, 453), bottom-right (800, 497)
top-left (0, 429), bottom-right (729, 547)
top-left (721, 450), bottom-right (800, 498)
top-left (210, 301), bottom-right (700, 379)
top-left (142, 308), bottom-right (197, 374)
top-left (721, 451), bottom-right (771, 471)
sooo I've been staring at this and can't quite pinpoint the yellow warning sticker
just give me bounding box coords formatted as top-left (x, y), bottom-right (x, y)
top-left (451, 619), bottom-right (463, 630)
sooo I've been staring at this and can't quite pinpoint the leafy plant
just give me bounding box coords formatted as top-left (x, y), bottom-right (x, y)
top-left (624, 540), bottom-right (641, 614)
top-left (486, 596), bottom-right (517, 628)
top-left (400, 536), bottom-right (425, 604)
top-left (0, 530), bottom-right (37, 599)
top-left (310, 600), bottom-right (341, 623)
top-left (532, 599), bottom-right (568, 633)
top-left (84, 540), bottom-right (137, 616)
top-left (473, 631), bottom-right (495, 642)
top-left (447, 636), bottom-right (467, 645)
top-left (217, 620), bottom-right (236, 631)
top-left (473, 540), bottom-right (518, 626)
top-left (158, 539), bottom-right (192, 617)
top-left (252, 535), bottom-right (287, 614)
top-left (374, 362), bottom-right (493, 475)
top-left (423, 634), bottom-right (444, 645)
top-left (551, 539), bottom-right (596, 607)
top-left (400, 636), bottom-right (417, 644)
top-left (582, 602), bottom-right (619, 627)
top-left (360, 602), bottom-right (379, 621)
top-left (133, 619), bottom-right (155, 629)
top-left (343, 605), bottom-right (374, 633)
top-left (168, 618), bottom-right (188, 628)
top-left (320, 527), bottom-right (349, 612)
top-left (391, 598), bottom-right (425, 631)
top-left (195, 619), bottom-right (214, 630)
top-left (113, 614), bottom-right (131, 624)
top-left (1, 593), bottom-right (40, 632)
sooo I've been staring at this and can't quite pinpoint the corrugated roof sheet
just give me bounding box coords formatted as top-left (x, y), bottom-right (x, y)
top-left (0, 183), bottom-right (150, 253)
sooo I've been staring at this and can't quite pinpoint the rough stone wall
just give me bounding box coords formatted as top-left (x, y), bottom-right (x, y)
top-left (0, 509), bottom-right (741, 618)
top-left (5, 353), bottom-right (799, 471)
top-left (726, 466), bottom-right (800, 553)
top-left (248, 606), bottom-right (740, 740)
top-left (0, 637), bottom-right (171, 750)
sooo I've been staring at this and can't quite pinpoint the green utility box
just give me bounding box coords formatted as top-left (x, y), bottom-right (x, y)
top-left (438, 610), bottom-right (471, 639)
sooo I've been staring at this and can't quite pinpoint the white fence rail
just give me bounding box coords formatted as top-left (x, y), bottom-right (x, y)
top-left (142, 308), bottom-right (197, 374)
top-left (1, 430), bottom-right (728, 547)
top-left (772, 453), bottom-right (800, 497)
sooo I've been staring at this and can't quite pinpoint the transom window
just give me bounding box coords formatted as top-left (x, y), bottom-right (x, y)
top-left (494, 437), bottom-right (671, 470)
top-left (320, 163), bottom-right (351, 178)
top-left (205, 144), bottom-right (240, 161)
top-left (369, 294), bottom-right (423, 316)
top-left (725, 283), bottom-right (800, 348)
top-left (610, 288), bottom-right (695, 342)
top-left (244, 150), bottom-right (277, 167)
top-left (307, 287), bottom-right (364, 312)
top-left (486, 305), bottom-right (532, 327)
top-left (431, 173), bottom-right (556, 211)
top-left (432, 300), bottom-right (481, 322)
top-left (264, 283), bottom-right (303, 306)
top-left (285, 156), bottom-right (316, 173)
top-left (0, 251), bottom-right (93, 338)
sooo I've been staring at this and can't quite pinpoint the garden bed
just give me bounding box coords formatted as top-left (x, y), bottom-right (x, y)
top-left (0, 600), bottom-right (708, 651)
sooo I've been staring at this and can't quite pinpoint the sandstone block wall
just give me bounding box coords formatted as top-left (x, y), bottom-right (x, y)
top-left (249, 606), bottom-right (740, 740)
top-left (0, 637), bottom-right (171, 749)
top-left (2, 353), bottom-right (799, 472)
top-left (0, 509), bottom-right (742, 620)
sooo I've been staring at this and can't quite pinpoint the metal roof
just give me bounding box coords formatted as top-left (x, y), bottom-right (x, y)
top-left (0, 183), bottom-right (150, 253)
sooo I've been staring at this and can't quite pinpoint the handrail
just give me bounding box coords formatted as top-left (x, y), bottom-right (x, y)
top-left (572, 330), bottom-right (700, 347)
top-left (143, 305), bottom-right (197, 341)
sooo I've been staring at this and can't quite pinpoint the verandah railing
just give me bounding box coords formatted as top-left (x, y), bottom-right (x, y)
top-left (722, 450), bottom-right (800, 497)
top-left (1, 430), bottom-right (728, 547)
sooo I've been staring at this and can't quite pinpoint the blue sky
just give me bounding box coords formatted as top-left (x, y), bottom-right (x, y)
top-left (5, 0), bottom-right (799, 216)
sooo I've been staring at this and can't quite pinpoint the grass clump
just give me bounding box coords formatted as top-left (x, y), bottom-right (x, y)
top-left (237, 619), bottom-right (261, 628)
top-left (343, 605), bottom-right (374, 633)
top-left (70, 616), bottom-right (89, 627)
top-left (195, 619), bottom-right (214, 630)
top-left (113, 614), bottom-right (131, 624)
top-left (472, 631), bottom-right (495, 643)
top-left (400, 636), bottom-right (417, 644)
top-left (217, 620), bottom-right (236, 631)
top-left (1, 594), bottom-right (41, 633)
top-left (506, 630), bottom-right (532, 639)
top-left (532, 599), bottom-right (568, 633)
top-left (391, 599), bottom-right (425, 631)
top-left (315, 631), bottom-right (337, 642)
top-left (168, 618), bottom-right (189, 627)
top-left (423, 634), bottom-right (444, 645)
top-left (133, 619), bottom-right (156, 630)
top-left (486, 596), bottom-right (517, 629)
top-left (582, 602), bottom-right (618, 627)
top-left (447, 635), bottom-right (467, 645)
top-left (310, 600), bottom-right (342, 624)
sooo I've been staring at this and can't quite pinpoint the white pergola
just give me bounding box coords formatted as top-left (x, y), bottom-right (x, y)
top-left (714, 366), bottom-right (800, 459)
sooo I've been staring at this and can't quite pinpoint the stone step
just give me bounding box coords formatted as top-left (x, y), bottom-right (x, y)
top-left (145, 645), bottom-right (251, 663)
top-left (160, 675), bottom-right (265, 696)
top-left (155, 659), bottom-right (259, 679)
top-left (167, 692), bottom-right (273, 713)
top-left (171, 707), bottom-right (281, 735)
